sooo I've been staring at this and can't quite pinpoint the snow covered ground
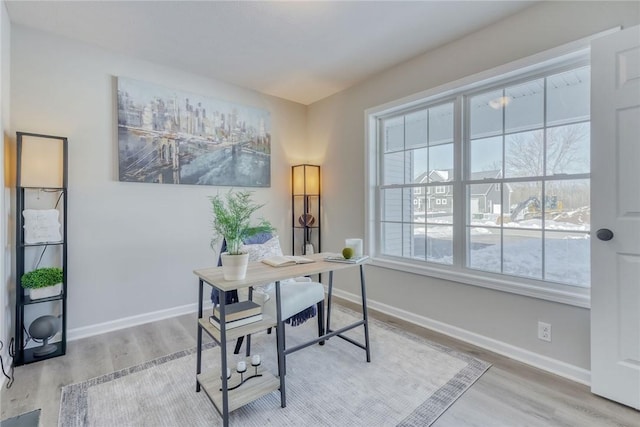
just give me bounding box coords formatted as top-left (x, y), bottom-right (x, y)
top-left (409, 213), bottom-right (590, 287)
top-left (466, 234), bottom-right (589, 287)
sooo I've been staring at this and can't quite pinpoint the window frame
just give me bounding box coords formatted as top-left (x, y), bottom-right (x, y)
top-left (364, 35), bottom-right (609, 308)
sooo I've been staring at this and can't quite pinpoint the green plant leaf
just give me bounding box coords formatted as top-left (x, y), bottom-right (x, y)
top-left (210, 190), bottom-right (275, 255)
top-left (21, 267), bottom-right (63, 289)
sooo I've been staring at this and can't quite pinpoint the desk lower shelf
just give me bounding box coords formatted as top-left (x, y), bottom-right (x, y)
top-left (198, 316), bottom-right (276, 343)
top-left (197, 369), bottom-right (280, 413)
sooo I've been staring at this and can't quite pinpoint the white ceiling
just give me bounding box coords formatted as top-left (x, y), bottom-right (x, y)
top-left (5, 1), bottom-right (537, 105)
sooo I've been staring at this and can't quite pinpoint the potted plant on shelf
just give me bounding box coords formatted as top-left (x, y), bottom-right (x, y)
top-left (21, 267), bottom-right (63, 300)
top-left (210, 190), bottom-right (274, 280)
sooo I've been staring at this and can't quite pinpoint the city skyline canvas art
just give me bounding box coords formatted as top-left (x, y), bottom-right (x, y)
top-left (117, 77), bottom-right (271, 187)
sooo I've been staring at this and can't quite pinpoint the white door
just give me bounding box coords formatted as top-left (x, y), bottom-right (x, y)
top-left (591, 25), bottom-right (640, 409)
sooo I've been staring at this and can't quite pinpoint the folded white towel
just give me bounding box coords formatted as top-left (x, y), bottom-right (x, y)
top-left (23, 209), bottom-right (62, 244)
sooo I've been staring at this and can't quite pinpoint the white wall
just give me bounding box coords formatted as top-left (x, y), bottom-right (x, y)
top-left (10, 25), bottom-right (308, 332)
top-left (1, 0), bottom-right (11, 372)
top-left (307, 1), bottom-right (640, 374)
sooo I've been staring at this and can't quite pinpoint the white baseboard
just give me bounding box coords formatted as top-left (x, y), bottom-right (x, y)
top-left (67, 301), bottom-right (213, 342)
top-left (331, 287), bottom-right (591, 386)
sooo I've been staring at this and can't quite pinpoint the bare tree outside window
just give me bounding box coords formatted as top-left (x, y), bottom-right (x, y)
top-left (505, 124), bottom-right (589, 177)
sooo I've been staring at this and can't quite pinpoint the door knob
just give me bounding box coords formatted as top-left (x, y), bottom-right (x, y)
top-left (596, 228), bottom-right (614, 241)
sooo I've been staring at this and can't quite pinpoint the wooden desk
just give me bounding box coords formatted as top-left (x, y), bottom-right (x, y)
top-left (194, 252), bottom-right (371, 427)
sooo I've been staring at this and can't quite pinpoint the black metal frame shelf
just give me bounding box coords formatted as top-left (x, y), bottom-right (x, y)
top-left (21, 342), bottom-right (65, 365)
top-left (291, 164), bottom-right (321, 256)
top-left (14, 131), bottom-right (69, 366)
top-left (21, 242), bottom-right (64, 248)
top-left (23, 294), bottom-right (65, 306)
top-left (20, 186), bottom-right (65, 191)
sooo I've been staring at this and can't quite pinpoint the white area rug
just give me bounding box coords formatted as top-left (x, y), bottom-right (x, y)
top-left (59, 306), bottom-right (490, 426)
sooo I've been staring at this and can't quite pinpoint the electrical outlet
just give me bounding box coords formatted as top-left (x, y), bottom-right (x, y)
top-left (538, 321), bottom-right (552, 342)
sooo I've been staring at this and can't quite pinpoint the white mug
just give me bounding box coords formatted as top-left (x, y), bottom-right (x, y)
top-left (345, 238), bottom-right (363, 258)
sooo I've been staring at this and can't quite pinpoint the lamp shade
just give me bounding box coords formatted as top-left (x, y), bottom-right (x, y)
top-left (18, 134), bottom-right (66, 188)
top-left (292, 164), bottom-right (320, 196)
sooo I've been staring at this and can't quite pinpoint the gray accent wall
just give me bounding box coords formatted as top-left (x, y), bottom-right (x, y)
top-left (307, 1), bottom-right (640, 371)
top-left (8, 25), bottom-right (307, 331)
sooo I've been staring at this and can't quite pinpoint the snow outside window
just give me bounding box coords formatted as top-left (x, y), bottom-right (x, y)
top-left (371, 55), bottom-right (591, 303)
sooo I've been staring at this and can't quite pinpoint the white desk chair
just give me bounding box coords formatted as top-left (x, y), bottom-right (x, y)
top-left (211, 234), bottom-right (325, 355)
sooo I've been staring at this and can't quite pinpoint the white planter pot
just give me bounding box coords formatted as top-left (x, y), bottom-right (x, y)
top-left (29, 283), bottom-right (63, 300)
top-left (221, 253), bottom-right (250, 280)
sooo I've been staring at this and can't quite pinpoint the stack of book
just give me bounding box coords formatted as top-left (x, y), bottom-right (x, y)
top-left (209, 300), bottom-right (262, 329)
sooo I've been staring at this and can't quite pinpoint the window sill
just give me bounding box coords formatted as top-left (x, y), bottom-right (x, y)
top-left (369, 256), bottom-right (590, 308)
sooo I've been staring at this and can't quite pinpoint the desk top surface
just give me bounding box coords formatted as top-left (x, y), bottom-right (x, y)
top-left (194, 252), bottom-right (368, 291)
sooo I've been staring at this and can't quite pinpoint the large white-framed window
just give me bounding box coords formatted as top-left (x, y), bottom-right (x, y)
top-left (466, 66), bottom-right (590, 287)
top-left (366, 44), bottom-right (594, 307)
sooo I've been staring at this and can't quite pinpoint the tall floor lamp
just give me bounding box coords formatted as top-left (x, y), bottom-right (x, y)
top-left (291, 164), bottom-right (320, 255)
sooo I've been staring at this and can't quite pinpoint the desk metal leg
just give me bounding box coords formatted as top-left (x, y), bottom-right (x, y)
top-left (196, 279), bottom-right (204, 392)
top-left (246, 287), bottom-right (253, 357)
top-left (359, 265), bottom-right (371, 363)
top-left (317, 300), bottom-right (325, 345)
top-left (325, 271), bottom-right (334, 334)
top-left (275, 280), bottom-right (287, 407)
top-left (219, 291), bottom-right (230, 427)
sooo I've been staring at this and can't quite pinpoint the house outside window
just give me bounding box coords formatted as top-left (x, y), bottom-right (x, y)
top-left (369, 49), bottom-right (591, 305)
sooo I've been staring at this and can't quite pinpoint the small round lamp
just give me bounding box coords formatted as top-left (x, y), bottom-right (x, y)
top-left (28, 315), bottom-right (60, 357)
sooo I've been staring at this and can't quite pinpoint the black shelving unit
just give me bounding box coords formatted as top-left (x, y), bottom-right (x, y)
top-left (291, 164), bottom-right (321, 256)
top-left (15, 132), bottom-right (68, 366)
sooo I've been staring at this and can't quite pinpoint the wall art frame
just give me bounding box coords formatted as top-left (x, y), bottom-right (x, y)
top-left (117, 77), bottom-right (271, 187)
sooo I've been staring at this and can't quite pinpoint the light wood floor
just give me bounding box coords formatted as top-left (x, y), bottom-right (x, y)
top-left (1, 300), bottom-right (638, 427)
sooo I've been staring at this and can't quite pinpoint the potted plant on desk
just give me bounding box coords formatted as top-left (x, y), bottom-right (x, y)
top-left (210, 190), bottom-right (274, 280)
top-left (21, 267), bottom-right (63, 300)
